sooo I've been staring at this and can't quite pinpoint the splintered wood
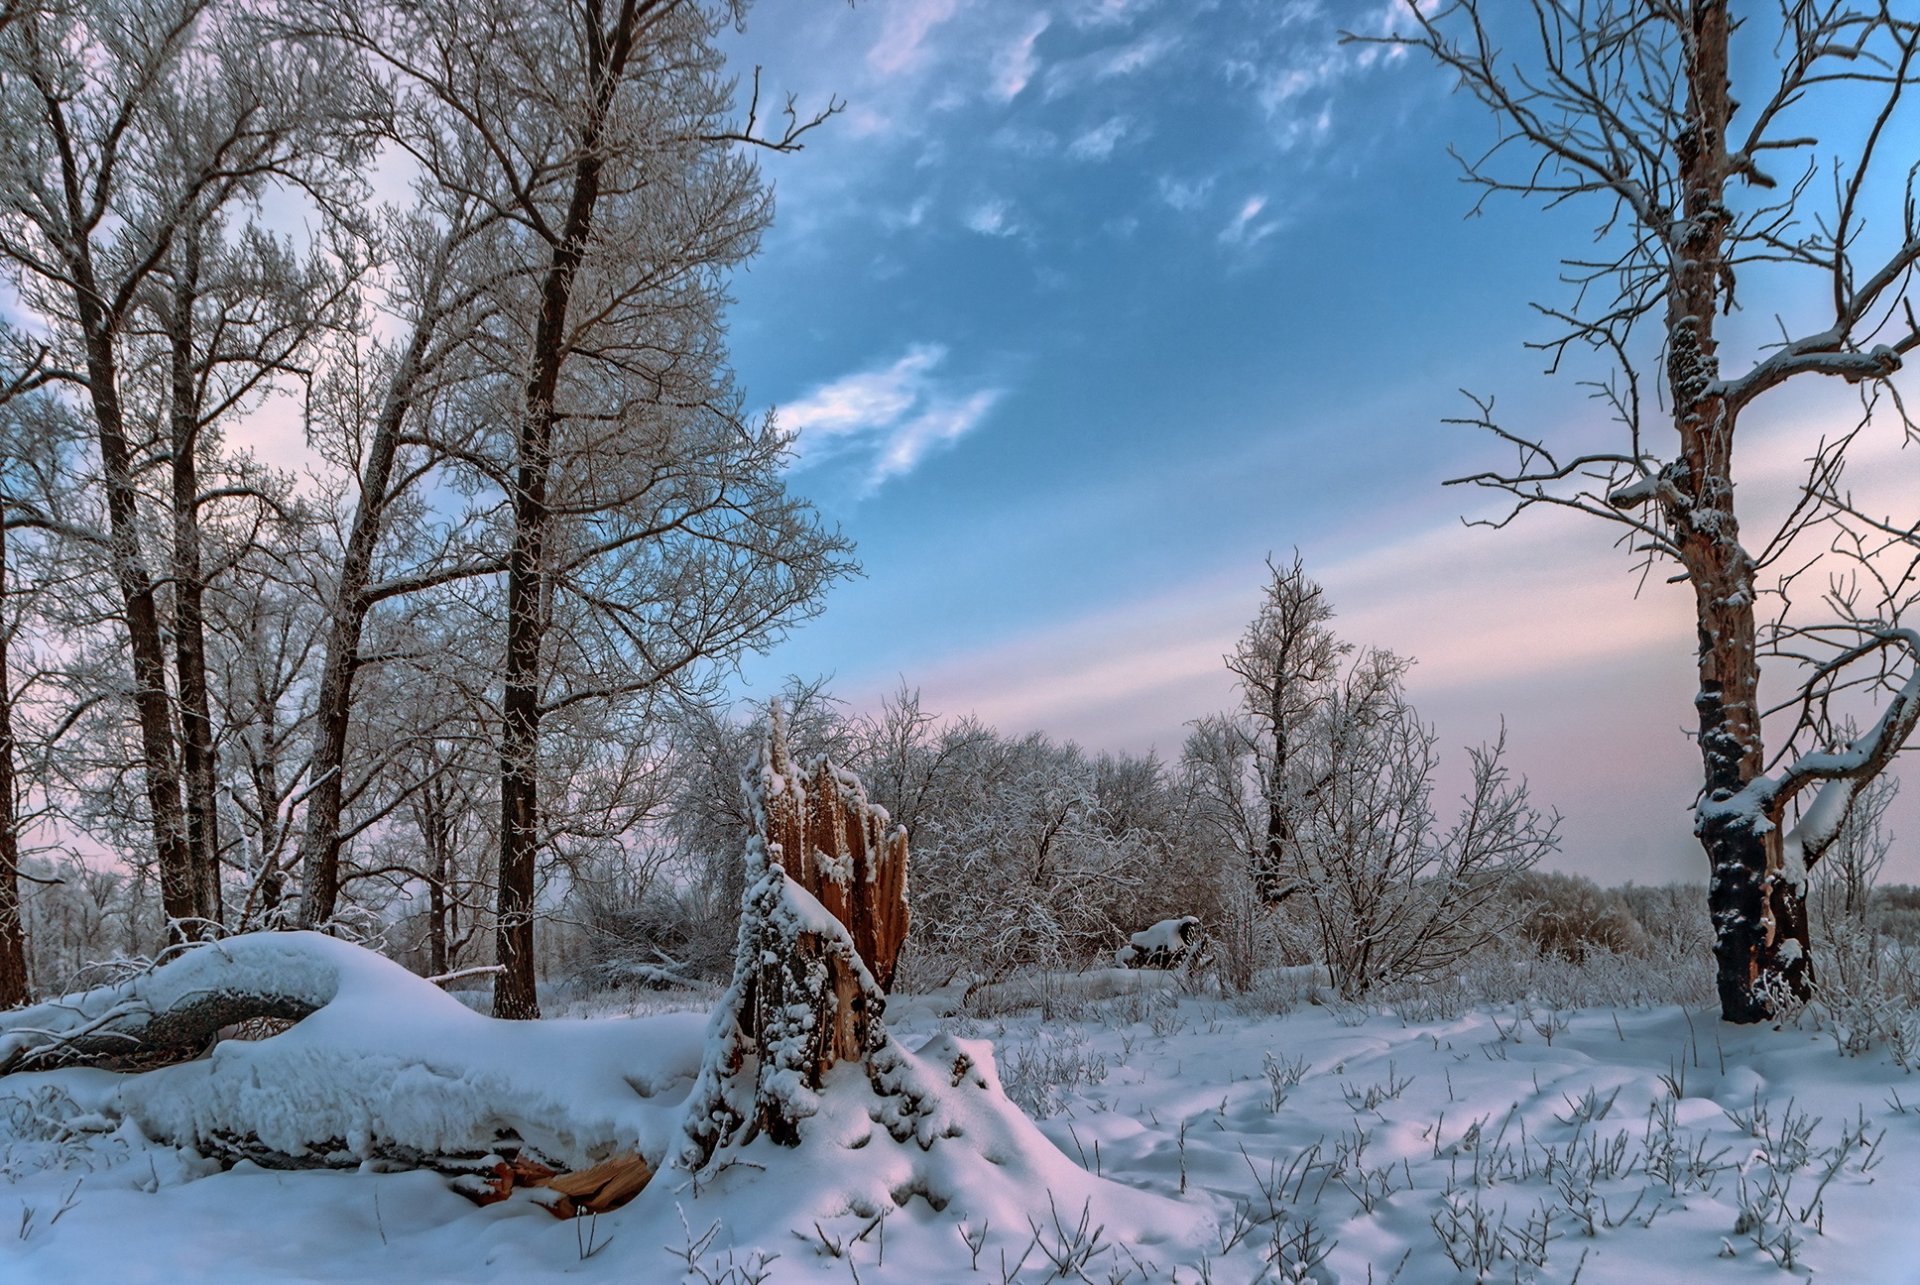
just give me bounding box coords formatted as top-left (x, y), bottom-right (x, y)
top-left (761, 739), bottom-right (911, 995)
top-left (457, 1152), bottom-right (654, 1218)
top-left (676, 705), bottom-right (917, 1162)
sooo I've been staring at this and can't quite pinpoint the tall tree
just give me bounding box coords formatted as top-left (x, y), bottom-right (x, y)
top-left (0, 0), bottom-right (371, 939)
top-left (1378, 2), bottom-right (1920, 1021)
top-left (1223, 552), bottom-right (1348, 903)
top-left (311, 0), bottom-right (848, 1015)
top-left (0, 338), bottom-right (45, 1005)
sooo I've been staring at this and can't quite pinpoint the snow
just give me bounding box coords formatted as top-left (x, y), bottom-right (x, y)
top-left (8, 958), bottom-right (1920, 1281)
top-left (1115, 916), bottom-right (1200, 967)
top-left (0, 935), bottom-right (708, 1175)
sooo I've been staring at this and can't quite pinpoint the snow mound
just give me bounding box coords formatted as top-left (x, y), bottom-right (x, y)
top-left (1, 933), bottom-right (705, 1170)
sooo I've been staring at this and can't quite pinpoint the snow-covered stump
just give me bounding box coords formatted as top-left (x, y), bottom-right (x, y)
top-left (680, 709), bottom-right (913, 1156)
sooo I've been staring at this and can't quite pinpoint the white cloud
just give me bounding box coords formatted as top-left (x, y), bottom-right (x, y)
top-left (867, 0), bottom-right (961, 76)
top-left (1099, 30), bottom-right (1178, 77)
top-left (872, 389), bottom-right (1003, 487)
top-left (780, 344), bottom-right (1002, 493)
top-left (880, 196), bottom-right (932, 232)
top-left (1219, 194), bottom-right (1283, 246)
top-left (991, 124), bottom-right (1059, 157)
top-left (1157, 173), bottom-right (1215, 212)
top-left (1067, 114), bottom-right (1133, 161)
top-left (992, 15), bottom-right (1050, 101)
top-left (964, 198), bottom-right (1022, 237)
top-left (1067, 0), bottom-right (1160, 30)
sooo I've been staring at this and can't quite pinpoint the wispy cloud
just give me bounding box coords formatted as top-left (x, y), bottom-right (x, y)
top-left (868, 0), bottom-right (961, 76)
top-left (1098, 29), bottom-right (1178, 77)
top-left (964, 198), bottom-right (1022, 237)
top-left (992, 124), bottom-right (1060, 157)
top-left (781, 344), bottom-right (1004, 493)
top-left (1158, 173), bottom-right (1215, 212)
top-left (993, 15), bottom-right (1050, 101)
top-left (1219, 194), bottom-right (1283, 247)
top-left (1067, 114), bottom-right (1133, 160)
top-left (1066, 0), bottom-right (1161, 30)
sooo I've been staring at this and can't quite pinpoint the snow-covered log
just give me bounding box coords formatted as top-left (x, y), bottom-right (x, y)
top-left (0, 934), bottom-right (342, 1075)
top-left (1115, 915), bottom-right (1203, 969)
top-left (0, 932), bottom-right (703, 1175)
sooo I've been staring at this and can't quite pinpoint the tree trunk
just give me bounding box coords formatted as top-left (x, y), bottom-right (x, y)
top-left (1661, 1), bottom-right (1813, 1022)
top-left (167, 227), bottom-right (224, 931)
top-left (426, 778), bottom-right (452, 978)
top-left (0, 503), bottom-right (28, 1008)
top-left (297, 316), bottom-right (436, 929)
top-left (492, 0), bottom-right (641, 1020)
top-left (74, 279), bottom-right (195, 943)
top-left (1260, 689), bottom-right (1293, 904)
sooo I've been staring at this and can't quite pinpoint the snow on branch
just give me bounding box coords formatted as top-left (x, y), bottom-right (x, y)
top-left (1772, 626), bottom-right (1920, 874)
top-left (1703, 626), bottom-right (1920, 883)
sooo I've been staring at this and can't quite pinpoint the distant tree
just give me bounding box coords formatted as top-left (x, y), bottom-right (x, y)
top-left (1377, 3), bottom-right (1920, 1020)
top-left (1284, 654), bottom-right (1556, 998)
top-left (1812, 767), bottom-right (1896, 927)
top-left (1189, 562), bottom-right (1557, 996)
top-left (1226, 553), bottom-right (1348, 903)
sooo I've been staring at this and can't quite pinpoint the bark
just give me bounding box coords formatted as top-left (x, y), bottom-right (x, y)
top-left (424, 776), bottom-right (454, 977)
top-left (1660, 1), bottom-right (1802, 1022)
top-left (74, 279), bottom-right (196, 943)
top-left (296, 316), bottom-right (435, 929)
top-left (493, 0), bottom-right (645, 1021)
top-left (1260, 686), bottom-right (1294, 904)
top-left (167, 224), bottom-right (224, 931)
top-left (0, 503), bottom-right (27, 1008)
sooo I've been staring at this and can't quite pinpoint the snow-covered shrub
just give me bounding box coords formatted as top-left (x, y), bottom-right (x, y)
top-left (1286, 661), bottom-right (1557, 999)
top-left (997, 1027), bottom-right (1110, 1117)
top-left (1503, 870), bottom-right (1651, 960)
top-left (1799, 794), bottom-right (1920, 1059)
top-left (1116, 915), bottom-right (1204, 969)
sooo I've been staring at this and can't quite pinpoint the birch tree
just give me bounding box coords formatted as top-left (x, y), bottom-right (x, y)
top-left (1375, 2), bottom-right (1920, 1021)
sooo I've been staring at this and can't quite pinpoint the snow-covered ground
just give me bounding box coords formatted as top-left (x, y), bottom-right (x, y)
top-left (3, 963), bottom-right (1917, 1283)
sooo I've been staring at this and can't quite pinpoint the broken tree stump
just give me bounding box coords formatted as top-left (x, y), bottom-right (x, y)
top-left (679, 703), bottom-right (914, 1161)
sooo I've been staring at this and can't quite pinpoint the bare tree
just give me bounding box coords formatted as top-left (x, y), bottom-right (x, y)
top-left (1225, 553), bottom-right (1350, 903)
top-left (1372, 2), bottom-right (1920, 1020)
top-left (0, 335), bottom-right (46, 1005)
top-left (0, 0), bottom-right (372, 940)
top-left (1287, 658), bottom-right (1557, 999)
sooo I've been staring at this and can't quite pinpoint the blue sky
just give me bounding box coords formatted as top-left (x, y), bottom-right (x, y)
top-left (715, 0), bottom-right (1920, 885)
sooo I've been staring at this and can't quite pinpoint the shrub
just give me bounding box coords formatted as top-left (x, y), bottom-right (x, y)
top-left (1506, 871), bottom-right (1651, 962)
